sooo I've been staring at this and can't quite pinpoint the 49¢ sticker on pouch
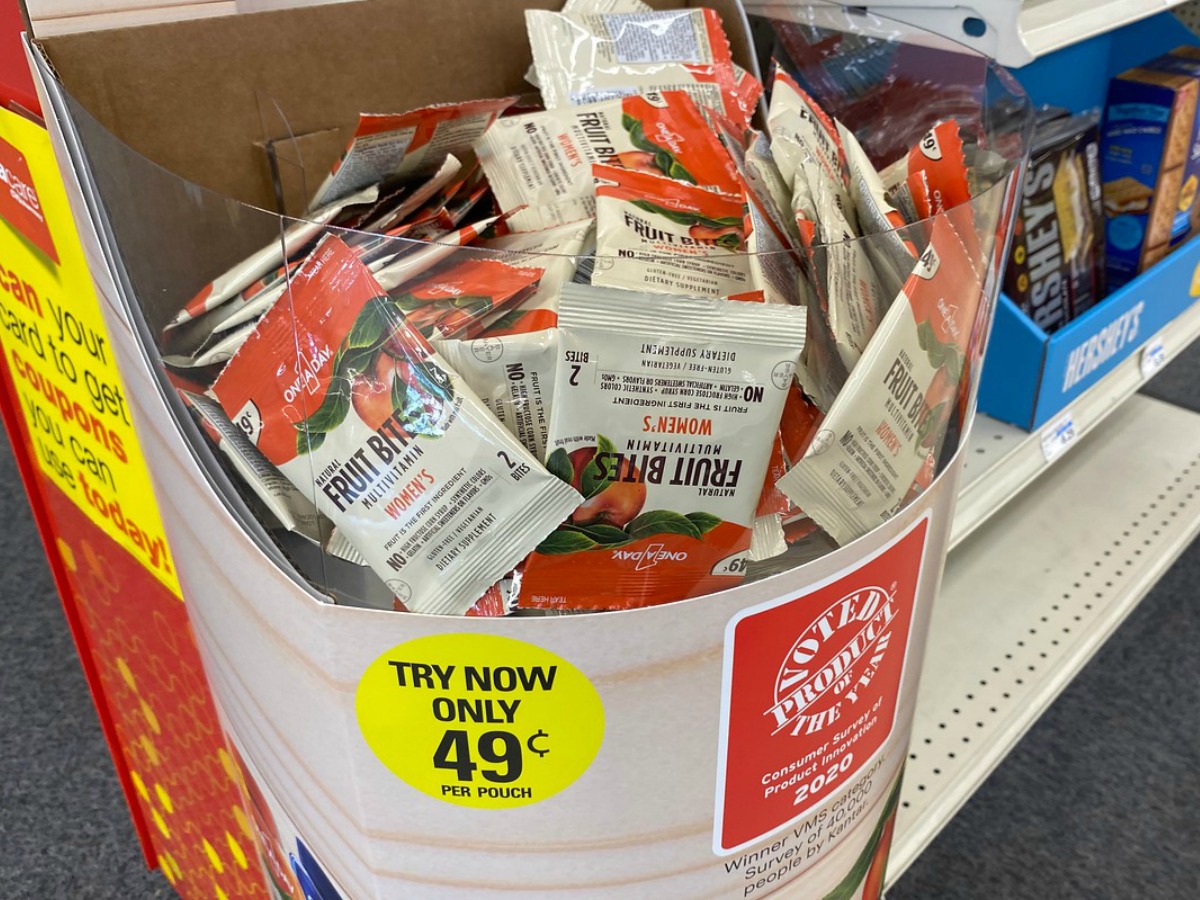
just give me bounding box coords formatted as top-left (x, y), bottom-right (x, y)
top-left (356, 633), bottom-right (604, 808)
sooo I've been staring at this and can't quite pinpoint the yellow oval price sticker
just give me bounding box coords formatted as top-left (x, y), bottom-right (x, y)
top-left (356, 633), bottom-right (604, 808)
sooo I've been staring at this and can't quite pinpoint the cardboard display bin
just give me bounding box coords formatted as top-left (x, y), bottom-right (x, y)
top-left (24, 1), bottom-right (1028, 896)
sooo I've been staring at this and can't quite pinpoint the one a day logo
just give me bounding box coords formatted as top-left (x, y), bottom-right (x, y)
top-left (714, 514), bottom-right (929, 854)
top-left (612, 542), bottom-right (689, 570)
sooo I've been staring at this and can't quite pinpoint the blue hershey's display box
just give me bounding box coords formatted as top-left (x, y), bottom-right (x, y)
top-left (979, 12), bottom-right (1200, 431)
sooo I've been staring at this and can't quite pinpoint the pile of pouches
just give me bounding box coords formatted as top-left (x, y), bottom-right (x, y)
top-left (161, 0), bottom-right (997, 615)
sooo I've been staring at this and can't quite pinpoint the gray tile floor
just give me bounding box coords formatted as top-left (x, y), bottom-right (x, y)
top-left (2, 346), bottom-right (1199, 899)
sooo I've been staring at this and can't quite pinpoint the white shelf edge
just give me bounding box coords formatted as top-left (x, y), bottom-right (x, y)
top-left (743, 0), bottom-right (1189, 67)
top-left (950, 295), bottom-right (1200, 549)
top-left (1018, 0), bottom-right (1189, 62)
top-left (886, 395), bottom-right (1200, 886)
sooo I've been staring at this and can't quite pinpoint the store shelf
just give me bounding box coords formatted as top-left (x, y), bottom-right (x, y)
top-left (886, 394), bottom-right (1200, 884)
top-left (1019, 0), bottom-right (1188, 62)
top-left (953, 295), bottom-right (1200, 548)
top-left (805, 0), bottom-right (1191, 67)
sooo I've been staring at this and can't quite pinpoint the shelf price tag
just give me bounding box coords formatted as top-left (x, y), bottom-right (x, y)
top-left (1040, 411), bottom-right (1077, 463)
top-left (1140, 337), bottom-right (1168, 380)
top-left (356, 633), bottom-right (604, 808)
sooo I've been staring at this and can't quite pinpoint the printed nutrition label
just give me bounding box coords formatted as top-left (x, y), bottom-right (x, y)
top-left (555, 338), bottom-right (783, 525)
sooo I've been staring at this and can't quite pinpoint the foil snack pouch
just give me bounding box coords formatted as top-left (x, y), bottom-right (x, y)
top-left (524, 0), bottom-right (653, 87)
top-left (211, 235), bottom-right (580, 615)
top-left (810, 166), bottom-right (888, 370)
top-left (435, 329), bottom-right (559, 460)
top-left (167, 185), bottom-right (379, 330)
top-left (182, 390), bottom-right (327, 542)
top-left (478, 218), bottom-right (593, 333)
top-left (386, 255), bottom-right (545, 341)
top-left (310, 97), bottom-right (517, 207)
top-left (518, 283), bottom-right (806, 610)
top-left (777, 216), bottom-right (983, 545)
top-left (431, 221), bottom-right (594, 458)
top-left (526, 8), bottom-right (744, 124)
top-left (838, 121), bottom-right (918, 299)
top-left (591, 163), bottom-right (754, 297)
top-left (478, 91), bottom-right (739, 231)
top-left (883, 119), bottom-right (971, 223)
top-left (767, 67), bottom-right (850, 215)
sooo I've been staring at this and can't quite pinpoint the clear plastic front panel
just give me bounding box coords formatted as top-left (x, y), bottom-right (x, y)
top-left (52, 0), bottom-right (1028, 618)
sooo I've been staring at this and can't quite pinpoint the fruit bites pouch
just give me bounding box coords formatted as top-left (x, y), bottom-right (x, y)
top-left (518, 283), bottom-right (806, 611)
top-left (777, 216), bottom-right (982, 545)
top-left (478, 91), bottom-right (739, 231)
top-left (211, 235), bottom-right (580, 615)
top-left (526, 8), bottom-right (743, 124)
top-left (591, 164), bottom-right (754, 297)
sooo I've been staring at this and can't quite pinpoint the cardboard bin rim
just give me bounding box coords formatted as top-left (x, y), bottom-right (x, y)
top-left (28, 0), bottom-right (1025, 224)
top-left (26, 1), bottom-right (1028, 622)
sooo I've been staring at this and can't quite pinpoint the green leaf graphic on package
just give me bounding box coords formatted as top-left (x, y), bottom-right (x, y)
top-left (627, 198), bottom-right (745, 250)
top-left (915, 318), bottom-right (963, 384)
top-left (295, 295), bottom-right (455, 455)
top-left (820, 775), bottom-right (902, 900)
top-left (621, 113), bottom-right (697, 184)
top-left (538, 437), bottom-right (722, 554)
top-left (912, 319), bottom-right (963, 453)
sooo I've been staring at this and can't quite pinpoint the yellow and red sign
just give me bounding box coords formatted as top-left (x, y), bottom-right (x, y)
top-left (0, 105), bottom-right (178, 595)
top-left (0, 103), bottom-right (268, 899)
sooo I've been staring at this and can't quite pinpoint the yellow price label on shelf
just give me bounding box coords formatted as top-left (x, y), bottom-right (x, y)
top-left (356, 633), bottom-right (605, 808)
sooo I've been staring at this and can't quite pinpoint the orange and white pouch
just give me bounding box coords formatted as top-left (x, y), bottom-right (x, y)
top-left (435, 330), bottom-right (559, 459)
top-left (164, 217), bottom-right (500, 369)
top-left (837, 121), bottom-right (918, 299)
top-left (162, 319), bottom-right (260, 371)
top-left (808, 164), bottom-right (889, 371)
top-left (526, 8), bottom-right (741, 121)
top-left (743, 181), bottom-right (804, 306)
top-left (166, 185), bottom-right (378, 331)
top-left (744, 131), bottom-right (804, 247)
top-left (163, 250), bottom-right (412, 370)
top-left (731, 64), bottom-right (765, 125)
top-left (591, 164), bottom-right (753, 297)
top-left (477, 218), bottom-right (594, 333)
top-left (349, 154), bottom-right (465, 234)
top-left (428, 220), bottom-right (593, 458)
top-left (478, 90), bottom-right (739, 231)
top-left (388, 255), bottom-right (545, 342)
top-left (767, 68), bottom-right (847, 201)
top-left (182, 390), bottom-right (326, 541)
top-left (524, 0), bottom-right (653, 87)
top-left (517, 283), bottom-right (806, 611)
top-left (776, 216), bottom-right (982, 545)
top-left (210, 235), bottom-right (580, 616)
top-left (783, 181), bottom-right (849, 414)
top-left (408, 166), bottom-right (492, 236)
top-left (324, 531), bottom-right (513, 616)
top-left (882, 119), bottom-right (971, 221)
top-left (367, 215), bottom-right (501, 293)
top-left (749, 384), bottom-right (822, 560)
top-left (310, 97), bottom-right (517, 208)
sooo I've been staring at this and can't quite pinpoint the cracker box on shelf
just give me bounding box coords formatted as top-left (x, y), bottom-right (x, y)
top-left (24, 1), bottom-right (1026, 896)
top-left (979, 11), bottom-right (1200, 433)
